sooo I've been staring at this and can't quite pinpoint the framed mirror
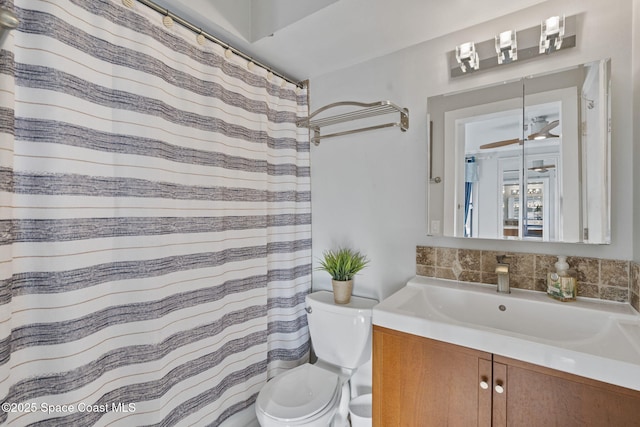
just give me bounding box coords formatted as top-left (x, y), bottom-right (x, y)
top-left (427, 59), bottom-right (611, 244)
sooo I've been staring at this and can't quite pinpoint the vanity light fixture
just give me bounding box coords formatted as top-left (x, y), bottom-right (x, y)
top-left (455, 42), bottom-right (479, 73)
top-left (539, 15), bottom-right (565, 54)
top-left (495, 30), bottom-right (517, 64)
top-left (449, 15), bottom-right (575, 78)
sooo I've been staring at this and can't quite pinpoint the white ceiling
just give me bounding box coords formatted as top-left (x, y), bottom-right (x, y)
top-left (152, 0), bottom-right (549, 82)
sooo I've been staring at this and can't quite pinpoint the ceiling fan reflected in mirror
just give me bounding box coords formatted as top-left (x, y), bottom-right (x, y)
top-left (528, 159), bottom-right (556, 173)
top-left (479, 117), bottom-right (559, 149)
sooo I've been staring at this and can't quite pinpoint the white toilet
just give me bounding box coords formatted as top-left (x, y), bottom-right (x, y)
top-left (255, 291), bottom-right (377, 427)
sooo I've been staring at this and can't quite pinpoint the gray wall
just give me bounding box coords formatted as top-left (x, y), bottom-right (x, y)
top-left (634, 0), bottom-right (640, 264)
top-left (310, 0), bottom-right (635, 301)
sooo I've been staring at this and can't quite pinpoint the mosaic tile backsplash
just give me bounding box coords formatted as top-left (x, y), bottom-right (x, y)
top-left (417, 246), bottom-right (640, 312)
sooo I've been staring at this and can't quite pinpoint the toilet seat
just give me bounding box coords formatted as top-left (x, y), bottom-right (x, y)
top-left (256, 363), bottom-right (340, 423)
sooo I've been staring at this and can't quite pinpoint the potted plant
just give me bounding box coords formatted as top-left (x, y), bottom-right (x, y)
top-left (317, 248), bottom-right (369, 304)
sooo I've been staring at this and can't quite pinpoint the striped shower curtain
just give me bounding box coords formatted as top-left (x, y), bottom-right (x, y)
top-left (0, 0), bottom-right (311, 425)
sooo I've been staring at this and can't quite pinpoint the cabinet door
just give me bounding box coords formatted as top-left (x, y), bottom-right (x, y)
top-left (495, 355), bottom-right (640, 427)
top-left (373, 326), bottom-right (492, 427)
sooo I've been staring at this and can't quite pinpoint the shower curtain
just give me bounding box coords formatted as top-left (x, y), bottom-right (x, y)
top-left (0, 0), bottom-right (311, 425)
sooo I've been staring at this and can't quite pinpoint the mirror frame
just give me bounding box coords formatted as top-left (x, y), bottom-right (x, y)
top-left (427, 59), bottom-right (611, 244)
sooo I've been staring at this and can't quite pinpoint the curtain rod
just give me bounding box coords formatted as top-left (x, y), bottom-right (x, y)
top-left (135, 0), bottom-right (304, 88)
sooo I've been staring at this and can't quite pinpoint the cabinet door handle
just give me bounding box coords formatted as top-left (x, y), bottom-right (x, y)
top-left (494, 380), bottom-right (504, 394)
top-left (480, 377), bottom-right (489, 389)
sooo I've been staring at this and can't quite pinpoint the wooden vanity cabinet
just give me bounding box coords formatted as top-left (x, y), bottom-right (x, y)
top-left (492, 355), bottom-right (640, 427)
top-left (372, 326), bottom-right (493, 426)
top-left (373, 326), bottom-right (640, 427)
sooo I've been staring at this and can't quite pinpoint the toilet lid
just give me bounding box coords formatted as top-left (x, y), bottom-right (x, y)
top-left (257, 364), bottom-right (340, 422)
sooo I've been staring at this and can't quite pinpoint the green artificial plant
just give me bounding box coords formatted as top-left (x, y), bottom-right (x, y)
top-left (317, 248), bottom-right (369, 281)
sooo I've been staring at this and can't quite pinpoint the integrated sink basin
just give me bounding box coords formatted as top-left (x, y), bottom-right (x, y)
top-left (373, 276), bottom-right (640, 391)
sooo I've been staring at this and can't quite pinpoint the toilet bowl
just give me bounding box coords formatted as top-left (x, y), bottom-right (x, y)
top-left (255, 291), bottom-right (378, 426)
top-left (255, 364), bottom-right (342, 427)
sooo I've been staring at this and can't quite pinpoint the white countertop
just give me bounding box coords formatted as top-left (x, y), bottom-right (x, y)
top-left (373, 276), bottom-right (640, 391)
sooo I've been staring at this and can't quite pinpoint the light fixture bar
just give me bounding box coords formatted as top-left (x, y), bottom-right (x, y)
top-left (449, 14), bottom-right (576, 78)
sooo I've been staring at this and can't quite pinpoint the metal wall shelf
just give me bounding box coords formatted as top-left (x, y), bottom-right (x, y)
top-left (296, 101), bottom-right (409, 145)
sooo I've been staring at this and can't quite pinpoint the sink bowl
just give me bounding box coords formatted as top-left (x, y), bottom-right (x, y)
top-left (373, 276), bottom-right (640, 391)
top-left (390, 278), bottom-right (613, 343)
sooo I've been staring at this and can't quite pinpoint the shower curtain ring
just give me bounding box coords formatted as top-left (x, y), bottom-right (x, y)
top-left (162, 12), bottom-right (174, 28)
top-left (0, 7), bottom-right (19, 30)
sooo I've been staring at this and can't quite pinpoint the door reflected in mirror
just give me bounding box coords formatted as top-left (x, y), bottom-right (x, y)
top-left (428, 59), bottom-right (611, 244)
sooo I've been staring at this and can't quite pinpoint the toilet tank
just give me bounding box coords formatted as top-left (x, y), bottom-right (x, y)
top-left (306, 291), bottom-right (378, 369)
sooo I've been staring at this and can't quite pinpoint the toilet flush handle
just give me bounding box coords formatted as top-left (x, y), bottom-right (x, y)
top-left (305, 306), bottom-right (312, 314)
